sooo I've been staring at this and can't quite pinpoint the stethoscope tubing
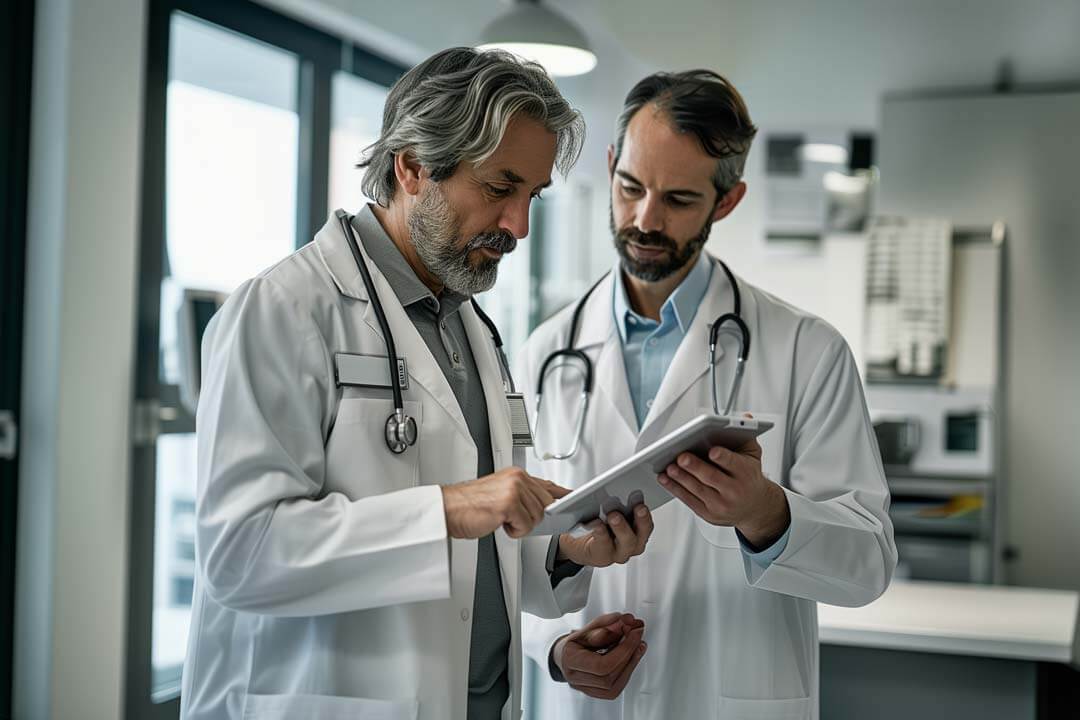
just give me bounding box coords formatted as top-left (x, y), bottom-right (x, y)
top-left (534, 256), bottom-right (750, 460)
top-left (336, 210), bottom-right (512, 454)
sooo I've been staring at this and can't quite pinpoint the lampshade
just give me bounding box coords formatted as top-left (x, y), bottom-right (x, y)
top-left (477, 1), bottom-right (597, 77)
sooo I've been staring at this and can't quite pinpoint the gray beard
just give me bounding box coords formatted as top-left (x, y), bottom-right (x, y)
top-left (407, 184), bottom-right (513, 297)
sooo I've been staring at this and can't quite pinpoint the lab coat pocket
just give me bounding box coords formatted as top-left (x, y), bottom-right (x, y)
top-left (716, 695), bottom-right (812, 720)
top-left (326, 398), bottom-right (422, 495)
top-left (242, 692), bottom-right (418, 719)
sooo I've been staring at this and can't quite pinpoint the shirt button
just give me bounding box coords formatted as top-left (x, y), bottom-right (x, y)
top-left (628, 316), bottom-right (637, 325)
top-left (461, 609), bottom-right (470, 622)
top-left (646, 398), bottom-right (654, 408)
top-left (648, 338), bottom-right (658, 347)
top-left (452, 351), bottom-right (461, 363)
top-left (440, 321), bottom-right (447, 330)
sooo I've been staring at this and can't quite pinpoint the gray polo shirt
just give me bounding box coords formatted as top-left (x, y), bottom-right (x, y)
top-left (352, 206), bottom-right (510, 720)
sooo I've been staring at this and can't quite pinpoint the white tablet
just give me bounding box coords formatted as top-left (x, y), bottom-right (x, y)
top-left (529, 413), bottom-right (773, 536)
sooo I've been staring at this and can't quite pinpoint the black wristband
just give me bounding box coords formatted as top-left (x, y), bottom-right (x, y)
top-left (550, 558), bottom-right (584, 588)
top-left (548, 642), bottom-right (568, 682)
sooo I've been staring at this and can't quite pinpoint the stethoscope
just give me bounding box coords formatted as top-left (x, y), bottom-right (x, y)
top-left (533, 256), bottom-right (750, 461)
top-left (336, 210), bottom-right (517, 455)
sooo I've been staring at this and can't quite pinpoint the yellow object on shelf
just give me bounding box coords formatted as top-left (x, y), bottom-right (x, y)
top-left (915, 494), bottom-right (984, 519)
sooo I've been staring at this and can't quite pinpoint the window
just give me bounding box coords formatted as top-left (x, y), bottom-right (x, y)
top-left (329, 70), bottom-right (388, 212)
top-left (149, 13), bottom-right (304, 701)
top-left (129, 2), bottom-right (404, 716)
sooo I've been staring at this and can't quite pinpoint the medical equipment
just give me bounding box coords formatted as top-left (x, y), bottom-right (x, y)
top-left (336, 209), bottom-right (517, 454)
top-left (533, 257), bottom-right (750, 460)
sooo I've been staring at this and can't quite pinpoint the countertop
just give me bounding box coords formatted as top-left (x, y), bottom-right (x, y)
top-left (817, 580), bottom-right (1079, 665)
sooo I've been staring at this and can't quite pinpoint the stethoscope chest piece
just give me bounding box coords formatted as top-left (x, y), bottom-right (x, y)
top-left (385, 409), bottom-right (418, 454)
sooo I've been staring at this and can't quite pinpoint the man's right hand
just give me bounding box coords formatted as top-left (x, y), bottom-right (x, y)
top-left (552, 612), bottom-right (648, 700)
top-left (441, 468), bottom-right (570, 539)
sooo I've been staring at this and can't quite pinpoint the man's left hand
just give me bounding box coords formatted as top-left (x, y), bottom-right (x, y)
top-left (658, 436), bottom-right (790, 550)
top-left (557, 504), bottom-right (654, 568)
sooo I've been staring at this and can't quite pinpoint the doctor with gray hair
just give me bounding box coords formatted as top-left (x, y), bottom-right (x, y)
top-left (180, 47), bottom-right (653, 720)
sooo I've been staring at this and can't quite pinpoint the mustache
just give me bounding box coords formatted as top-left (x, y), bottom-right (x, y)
top-left (616, 226), bottom-right (677, 251)
top-left (465, 230), bottom-right (517, 255)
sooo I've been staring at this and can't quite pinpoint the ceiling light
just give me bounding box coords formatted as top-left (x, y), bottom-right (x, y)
top-left (478, 1), bottom-right (597, 77)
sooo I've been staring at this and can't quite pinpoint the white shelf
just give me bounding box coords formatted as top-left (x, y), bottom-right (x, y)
top-left (888, 476), bottom-right (990, 497)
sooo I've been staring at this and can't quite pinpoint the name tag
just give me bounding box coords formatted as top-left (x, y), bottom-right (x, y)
top-left (334, 353), bottom-right (409, 390)
top-left (506, 393), bottom-right (534, 447)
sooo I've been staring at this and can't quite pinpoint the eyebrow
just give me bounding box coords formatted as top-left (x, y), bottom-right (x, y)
top-left (499, 168), bottom-right (552, 191)
top-left (615, 170), bottom-right (704, 199)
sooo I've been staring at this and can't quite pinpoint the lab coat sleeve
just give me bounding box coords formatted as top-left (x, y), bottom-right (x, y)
top-left (520, 535), bottom-right (593, 619)
top-left (741, 335), bottom-right (897, 607)
top-left (196, 277), bottom-right (450, 617)
top-left (522, 609), bottom-right (577, 682)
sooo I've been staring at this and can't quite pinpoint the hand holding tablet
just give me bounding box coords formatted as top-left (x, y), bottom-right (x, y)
top-left (530, 414), bottom-right (773, 536)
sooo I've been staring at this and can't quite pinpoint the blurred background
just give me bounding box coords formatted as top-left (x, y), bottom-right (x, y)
top-left (2, 1), bottom-right (1079, 718)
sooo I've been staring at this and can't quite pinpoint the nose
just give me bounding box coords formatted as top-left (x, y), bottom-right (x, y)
top-left (635, 192), bottom-right (664, 234)
top-left (499, 195), bottom-right (531, 239)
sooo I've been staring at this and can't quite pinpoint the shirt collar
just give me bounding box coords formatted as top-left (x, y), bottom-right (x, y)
top-left (612, 250), bottom-right (714, 342)
top-left (353, 204), bottom-right (467, 316)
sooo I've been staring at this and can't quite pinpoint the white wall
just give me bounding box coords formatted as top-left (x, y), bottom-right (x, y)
top-left (15, 0), bottom-right (146, 718)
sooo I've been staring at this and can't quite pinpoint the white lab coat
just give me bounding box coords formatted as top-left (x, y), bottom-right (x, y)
top-left (519, 262), bottom-right (896, 720)
top-left (180, 212), bottom-right (591, 720)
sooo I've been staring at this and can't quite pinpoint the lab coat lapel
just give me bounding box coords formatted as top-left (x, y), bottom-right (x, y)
top-left (460, 301), bottom-right (513, 469)
top-left (314, 214), bottom-right (472, 441)
top-left (639, 257), bottom-right (733, 444)
top-left (574, 273), bottom-right (638, 438)
top-left (492, 528), bottom-right (520, 633)
top-left (461, 303), bottom-right (521, 628)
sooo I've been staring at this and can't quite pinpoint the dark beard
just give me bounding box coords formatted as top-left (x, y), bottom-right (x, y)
top-left (610, 207), bottom-right (712, 282)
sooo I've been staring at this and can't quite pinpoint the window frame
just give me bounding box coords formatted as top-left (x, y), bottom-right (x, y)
top-left (127, 2), bottom-right (404, 716)
top-left (0, 0), bottom-right (35, 717)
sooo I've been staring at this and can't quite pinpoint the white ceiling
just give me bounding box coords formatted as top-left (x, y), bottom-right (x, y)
top-left (267, 0), bottom-right (1080, 129)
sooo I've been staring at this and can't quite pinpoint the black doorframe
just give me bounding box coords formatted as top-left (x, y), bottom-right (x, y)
top-left (128, 2), bottom-right (404, 716)
top-left (0, 0), bottom-right (35, 718)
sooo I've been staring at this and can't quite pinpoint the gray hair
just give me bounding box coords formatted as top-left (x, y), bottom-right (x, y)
top-left (359, 47), bottom-right (586, 207)
top-left (613, 70), bottom-right (758, 197)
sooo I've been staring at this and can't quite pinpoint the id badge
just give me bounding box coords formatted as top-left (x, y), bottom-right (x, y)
top-left (334, 352), bottom-right (409, 389)
top-left (506, 393), bottom-right (534, 448)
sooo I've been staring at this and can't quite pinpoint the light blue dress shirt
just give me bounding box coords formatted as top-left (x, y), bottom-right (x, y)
top-left (612, 254), bottom-right (790, 566)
